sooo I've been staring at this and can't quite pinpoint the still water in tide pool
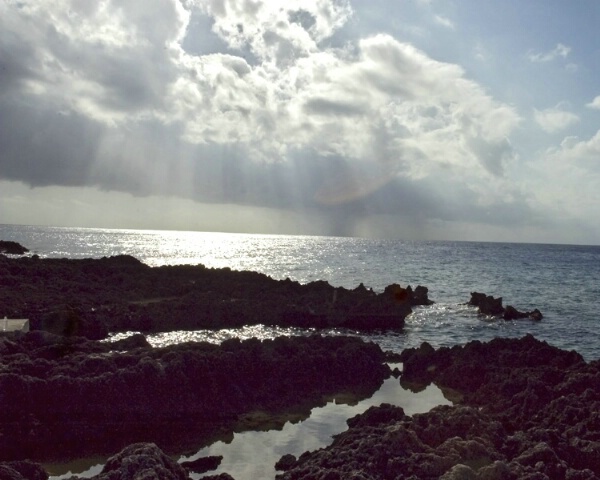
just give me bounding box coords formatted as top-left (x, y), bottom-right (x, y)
top-left (184, 379), bottom-right (450, 480)
top-left (47, 373), bottom-right (452, 479)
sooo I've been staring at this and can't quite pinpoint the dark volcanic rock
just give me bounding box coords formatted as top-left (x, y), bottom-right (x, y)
top-left (0, 333), bottom-right (388, 462)
top-left (40, 305), bottom-right (109, 340)
top-left (276, 335), bottom-right (600, 479)
top-left (180, 455), bottom-right (222, 474)
top-left (0, 461), bottom-right (47, 480)
top-left (275, 454), bottom-right (297, 471)
top-left (411, 285), bottom-right (434, 306)
top-left (468, 291), bottom-right (505, 315)
top-left (87, 443), bottom-right (188, 480)
top-left (0, 240), bottom-right (29, 255)
top-left (469, 291), bottom-right (543, 321)
top-left (0, 255), bottom-right (420, 334)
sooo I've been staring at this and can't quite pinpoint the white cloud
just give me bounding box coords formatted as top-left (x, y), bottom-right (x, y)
top-left (171, 29), bottom-right (521, 183)
top-left (528, 43), bottom-right (571, 63)
top-left (551, 130), bottom-right (600, 164)
top-left (565, 63), bottom-right (578, 73)
top-left (1, 0), bottom-right (190, 125)
top-left (529, 131), bottom-right (600, 233)
top-left (587, 96), bottom-right (600, 110)
top-left (197, 0), bottom-right (353, 63)
top-left (534, 106), bottom-right (579, 133)
top-left (1, 0), bottom-right (529, 236)
top-left (434, 15), bottom-right (455, 29)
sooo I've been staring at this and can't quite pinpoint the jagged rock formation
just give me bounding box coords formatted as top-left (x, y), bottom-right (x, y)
top-left (276, 335), bottom-right (600, 479)
top-left (469, 291), bottom-right (543, 320)
top-left (0, 331), bottom-right (388, 462)
top-left (0, 254), bottom-right (431, 336)
top-left (0, 240), bottom-right (29, 255)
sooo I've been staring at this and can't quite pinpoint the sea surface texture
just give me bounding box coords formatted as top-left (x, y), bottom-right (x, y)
top-left (2, 224), bottom-right (599, 361)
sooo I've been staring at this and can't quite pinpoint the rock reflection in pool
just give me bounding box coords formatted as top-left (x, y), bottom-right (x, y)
top-left (182, 374), bottom-right (452, 480)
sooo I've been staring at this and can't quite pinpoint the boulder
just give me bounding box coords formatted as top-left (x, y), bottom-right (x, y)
top-left (180, 455), bottom-right (222, 474)
top-left (502, 305), bottom-right (528, 320)
top-left (469, 292), bottom-right (543, 321)
top-left (468, 292), bottom-right (504, 315)
top-left (275, 454), bottom-right (297, 471)
top-left (412, 285), bottom-right (434, 306)
top-left (0, 241), bottom-right (29, 255)
top-left (0, 461), bottom-right (47, 480)
top-left (40, 306), bottom-right (108, 340)
top-left (93, 443), bottom-right (188, 480)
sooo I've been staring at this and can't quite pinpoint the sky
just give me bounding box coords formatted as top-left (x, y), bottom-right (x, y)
top-left (1, 0), bottom-right (599, 244)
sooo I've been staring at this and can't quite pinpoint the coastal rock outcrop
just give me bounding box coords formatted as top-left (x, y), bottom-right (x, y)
top-left (0, 254), bottom-right (427, 336)
top-left (86, 443), bottom-right (188, 480)
top-left (180, 455), bottom-right (222, 474)
top-left (0, 332), bottom-right (389, 462)
top-left (0, 460), bottom-right (47, 480)
top-left (0, 240), bottom-right (29, 255)
top-left (277, 335), bottom-right (600, 479)
top-left (468, 291), bottom-right (543, 320)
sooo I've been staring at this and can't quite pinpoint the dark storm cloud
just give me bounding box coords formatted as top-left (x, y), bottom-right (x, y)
top-left (0, 101), bottom-right (103, 187)
top-left (0, 31), bottom-right (39, 93)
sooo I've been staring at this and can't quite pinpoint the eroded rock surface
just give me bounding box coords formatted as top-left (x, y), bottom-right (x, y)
top-left (90, 443), bottom-right (188, 480)
top-left (469, 292), bottom-right (543, 320)
top-left (0, 332), bottom-right (388, 463)
top-left (0, 254), bottom-right (430, 336)
top-left (0, 240), bottom-right (29, 255)
top-left (277, 335), bottom-right (600, 479)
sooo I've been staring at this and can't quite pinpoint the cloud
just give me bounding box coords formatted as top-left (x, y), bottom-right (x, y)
top-left (528, 43), bottom-right (571, 63)
top-left (433, 15), bottom-right (455, 29)
top-left (1, 0), bottom-right (531, 237)
top-left (550, 130), bottom-right (600, 165)
top-left (587, 96), bottom-right (600, 110)
top-left (0, 0), bottom-right (189, 126)
top-left (534, 105), bottom-right (579, 133)
top-left (527, 130), bottom-right (600, 240)
top-left (197, 0), bottom-right (353, 64)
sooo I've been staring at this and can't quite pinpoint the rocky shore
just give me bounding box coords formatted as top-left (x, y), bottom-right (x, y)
top-left (276, 335), bottom-right (600, 479)
top-left (3, 335), bottom-right (594, 479)
top-left (2, 246), bottom-right (590, 479)
top-left (0, 331), bottom-right (388, 463)
top-left (0, 252), bottom-right (431, 337)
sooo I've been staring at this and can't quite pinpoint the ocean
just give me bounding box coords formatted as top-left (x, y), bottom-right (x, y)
top-left (2, 224), bottom-right (599, 361)
top-left (2, 223), bottom-right (600, 478)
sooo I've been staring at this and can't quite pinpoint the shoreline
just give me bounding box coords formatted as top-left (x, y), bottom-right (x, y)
top-left (1, 251), bottom-right (597, 478)
top-left (277, 335), bottom-right (600, 479)
top-left (0, 332), bottom-right (388, 464)
top-left (0, 253), bottom-right (433, 337)
top-left (21, 335), bottom-right (599, 480)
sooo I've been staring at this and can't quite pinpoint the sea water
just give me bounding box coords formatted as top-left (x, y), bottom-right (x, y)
top-left (2, 224), bottom-right (600, 478)
top-left (2, 224), bottom-right (599, 360)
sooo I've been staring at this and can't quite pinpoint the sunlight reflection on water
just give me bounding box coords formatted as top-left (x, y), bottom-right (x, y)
top-left (48, 356), bottom-right (452, 480)
top-left (107, 301), bottom-right (541, 355)
top-left (185, 379), bottom-right (451, 480)
top-left (57, 325), bottom-right (454, 480)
